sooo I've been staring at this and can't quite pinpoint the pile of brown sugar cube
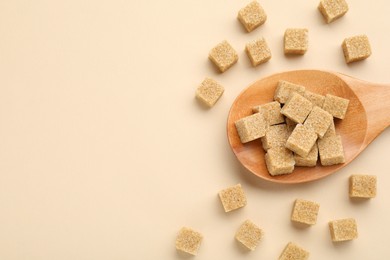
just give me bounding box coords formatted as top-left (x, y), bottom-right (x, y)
top-left (235, 80), bottom-right (350, 176)
top-left (181, 0), bottom-right (380, 259)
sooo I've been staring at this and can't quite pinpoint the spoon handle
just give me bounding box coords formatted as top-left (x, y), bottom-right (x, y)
top-left (338, 73), bottom-right (390, 146)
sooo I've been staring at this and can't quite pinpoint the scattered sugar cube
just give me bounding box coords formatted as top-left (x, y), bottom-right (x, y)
top-left (284, 28), bottom-right (308, 55)
top-left (281, 93), bottom-right (313, 124)
top-left (209, 40), bottom-right (238, 73)
top-left (322, 94), bottom-right (349, 119)
top-left (291, 199), bottom-right (320, 225)
top-left (342, 35), bottom-right (372, 64)
top-left (349, 175), bottom-right (377, 198)
top-left (274, 80), bottom-right (306, 104)
top-left (322, 119), bottom-right (336, 139)
top-left (304, 106), bottom-right (333, 138)
top-left (237, 1), bottom-right (267, 32)
top-left (218, 184), bottom-right (247, 212)
top-left (294, 144), bottom-right (318, 167)
top-left (175, 227), bottom-right (203, 255)
top-left (304, 90), bottom-right (325, 108)
top-left (329, 218), bottom-right (358, 242)
top-left (317, 135), bottom-right (345, 166)
top-left (265, 147), bottom-right (295, 176)
top-left (286, 124), bottom-right (318, 158)
top-left (245, 37), bottom-right (272, 66)
top-left (318, 0), bottom-right (349, 23)
top-left (279, 242), bottom-right (310, 260)
top-left (261, 124), bottom-right (289, 150)
top-left (253, 101), bottom-right (284, 125)
top-left (235, 220), bottom-right (263, 250)
top-left (195, 78), bottom-right (224, 107)
top-left (235, 111), bottom-right (268, 143)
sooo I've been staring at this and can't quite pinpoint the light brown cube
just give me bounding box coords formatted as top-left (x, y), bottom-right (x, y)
top-left (349, 175), bottom-right (377, 198)
top-left (274, 80), bottom-right (306, 104)
top-left (195, 78), bottom-right (224, 107)
top-left (318, 135), bottom-right (345, 166)
top-left (261, 124), bottom-right (289, 150)
top-left (265, 147), bottom-right (295, 176)
top-left (294, 144), bottom-right (318, 167)
top-left (175, 227), bottom-right (203, 255)
top-left (284, 28), bottom-right (308, 55)
top-left (253, 101), bottom-right (284, 125)
top-left (235, 220), bottom-right (263, 250)
top-left (304, 106), bottom-right (333, 138)
top-left (245, 37), bottom-right (272, 66)
top-left (286, 124), bottom-right (318, 157)
top-left (237, 1), bottom-right (267, 32)
top-left (235, 111), bottom-right (268, 143)
top-left (322, 119), bottom-right (336, 139)
top-left (342, 35), bottom-right (372, 64)
top-left (218, 184), bottom-right (247, 212)
top-left (322, 94), bottom-right (349, 119)
top-left (291, 199), bottom-right (320, 225)
top-left (304, 90), bottom-right (325, 107)
top-left (329, 218), bottom-right (358, 242)
top-left (318, 0), bottom-right (349, 23)
top-left (209, 40), bottom-right (238, 72)
top-left (279, 242), bottom-right (309, 260)
top-left (281, 93), bottom-right (313, 124)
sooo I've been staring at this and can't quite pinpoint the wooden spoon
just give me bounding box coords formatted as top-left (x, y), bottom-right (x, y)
top-left (227, 70), bottom-right (390, 184)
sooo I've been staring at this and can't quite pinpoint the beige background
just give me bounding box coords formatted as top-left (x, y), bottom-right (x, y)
top-left (0, 0), bottom-right (389, 259)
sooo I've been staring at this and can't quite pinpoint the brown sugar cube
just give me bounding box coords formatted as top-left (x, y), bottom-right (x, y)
top-left (235, 111), bottom-right (268, 143)
top-left (317, 135), bottom-right (345, 166)
top-left (329, 218), bottom-right (358, 242)
top-left (279, 242), bottom-right (309, 260)
top-left (253, 101), bottom-right (284, 125)
top-left (245, 37), bottom-right (272, 66)
top-left (318, 0), bottom-right (349, 23)
top-left (342, 35), bottom-right (372, 64)
top-left (235, 220), bottom-right (263, 250)
top-left (218, 184), bottom-right (247, 212)
top-left (274, 80), bottom-right (306, 104)
top-left (261, 124), bottom-right (289, 150)
top-left (322, 94), bottom-right (349, 119)
top-left (286, 124), bottom-right (318, 157)
top-left (294, 144), bottom-right (318, 167)
top-left (291, 199), bottom-right (320, 225)
top-left (281, 93), bottom-right (313, 124)
top-left (195, 78), bottom-right (224, 107)
top-left (175, 227), bottom-right (203, 255)
top-left (349, 175), bottom-right (377, 198)
top-left (208, 40), bottom-right (238, 73)
top-left (265, 147), bottom-right (295, 176)
top-left (237, 1), bottom-right (267, 32)
top-left (284, 28), bottom-right (308, 55)
top-left (322, 119), bottom-right (336, 139)
top-left (304, 106), bottom-right (333, 138)
top-left (304, 90), bottom-right (325, 107)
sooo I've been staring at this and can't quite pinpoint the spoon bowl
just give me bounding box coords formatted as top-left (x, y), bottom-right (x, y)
top-left (227, 70), bottom-right (390, 184)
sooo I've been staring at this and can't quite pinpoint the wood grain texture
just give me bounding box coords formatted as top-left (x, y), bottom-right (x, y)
top-left (227, 70), bottom-right (390, 184)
